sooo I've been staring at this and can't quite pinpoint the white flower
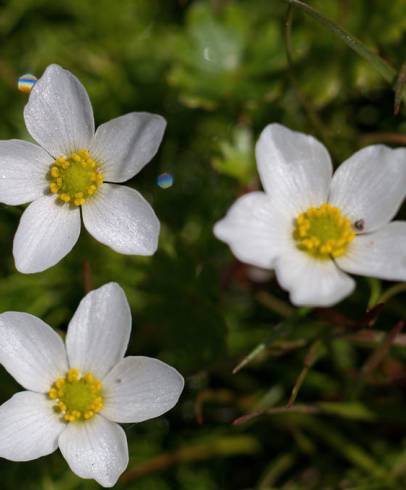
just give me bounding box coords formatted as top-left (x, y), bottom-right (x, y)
top-left (0, 282), bottom-right (184, 487)
top-left (214, 124), bottom-right (406, 307)
top-left (0, 64), bottom-right (166, 273)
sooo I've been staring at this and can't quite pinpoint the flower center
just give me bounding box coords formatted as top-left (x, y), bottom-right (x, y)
top-left (293, 203), bottom-right (355, 259)
top-left (48, 149), bottom-right (104, 206)
top-left (48, 368), bottom-right (104, 422)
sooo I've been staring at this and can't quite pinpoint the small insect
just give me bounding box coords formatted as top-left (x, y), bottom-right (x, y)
top-left (17, 73), bottom-right (37, 94)
top-left (353, 219), bottom-right (365, 231)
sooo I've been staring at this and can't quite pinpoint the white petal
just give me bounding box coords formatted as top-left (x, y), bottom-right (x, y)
top-left (336, 222), bottom-right (406, 281)
top-left (255, 124), bottom-right (333, 215)
top-left (213, 191), bottom-right (291, 269)
top-left (0, 312), bottom-right (68, 392)
top-left (0, 391), bottom-right (65, 461)
top-left (274, 247), bottom-right (355, 307)
top-left (90, 112), bottom-right (166, 183)
top-left (66, 283), bottom-right (131, 379)
top-left (24, 64), bottom-right (94, 157)
top-left (329, 145), bottom-right (406, 232)
top-left (13, 195), bottom-right (81, 273)
top-left (58, 415), bottom-right (128, 488)
top-left (0, 140), bottom-right (52, 205)
top-left (82, 184), bottom-right (160, 255)
top-left (102, 356), bottom-right (184, 423)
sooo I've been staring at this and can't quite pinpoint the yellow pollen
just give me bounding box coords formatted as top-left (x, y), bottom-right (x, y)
top-left (67, 367), bottom-right (80, 382)
top-left (48, 368), bottom-right (104, 423)
top-left (48, 388), bottom-right (58, 400)
top-left (48, 149), bottom-right (104, 206)
top-left (55, 378), bottom-right (65, 389)
top-left (293, 203), bottom-right (355, 259)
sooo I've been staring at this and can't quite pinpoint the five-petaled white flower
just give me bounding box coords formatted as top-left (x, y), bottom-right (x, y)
top-left (0, 282), bottom-right (184, 487)
top-left (0, 64), bottom-right (166, 273)
top-left (214, 124), bottom-right (406, 307)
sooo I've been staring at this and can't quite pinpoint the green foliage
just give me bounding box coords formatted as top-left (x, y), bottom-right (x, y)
top-left (0, 0), bottom-right (405, 489)
top-left (167, 2), bottom-right (285, 111)
top-left (212, 126), bottom-right (256, 183)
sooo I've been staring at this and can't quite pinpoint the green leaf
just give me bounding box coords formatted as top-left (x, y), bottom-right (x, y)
top-left (212, 127), bottom-right (256, 183)
top-left (281, 0), bottom-right (396, 83)
top-left (318, 401), bottom-right (376, 421)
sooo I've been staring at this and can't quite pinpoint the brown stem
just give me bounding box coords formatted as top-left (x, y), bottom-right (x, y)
top-left (82, 259), bottom-right (93, 293)
top-left (361, 321), bottom-right (405, 377)
top-left (233, 404), bottom-right (320, 426)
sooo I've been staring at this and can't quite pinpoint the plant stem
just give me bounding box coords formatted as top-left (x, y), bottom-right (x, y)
top-left (279, 0), bottom-right (397, 84)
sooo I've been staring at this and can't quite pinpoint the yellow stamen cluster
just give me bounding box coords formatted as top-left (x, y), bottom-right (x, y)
top-left (48, 368), bottom-right (104, 422)
top-left (48, 149), bottom-right (103, 206)
top-left (293, 203), bottom-right (355, 259)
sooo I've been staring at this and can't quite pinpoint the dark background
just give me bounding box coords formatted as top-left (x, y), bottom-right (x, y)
top-left (0, 0), bottom-right (405, 488)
